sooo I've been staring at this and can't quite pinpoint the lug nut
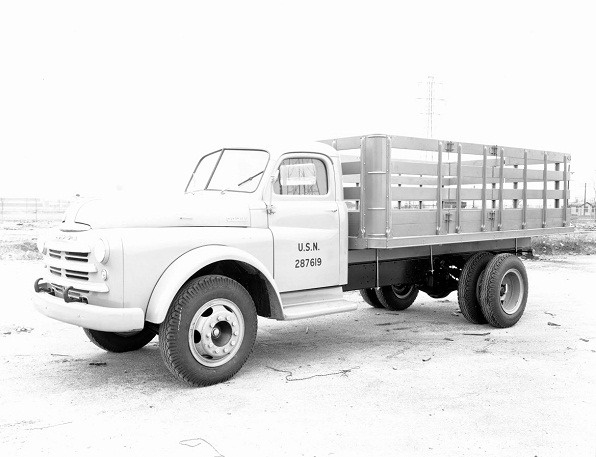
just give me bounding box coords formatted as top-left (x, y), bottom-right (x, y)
top-left (234, 331), bottom-right (239, 336)
top-left (232, 322), bottom-right (237, 327)
top-left (217, 316), bottom-right (223, 321)
top-left (224, 348), bottom-right (229, 353)
top-left (226, 316), bottom-right (230, 321)
top-left (210, 323), bottom-right (215, 328)
top-left (231, 342), bottom-right (236, 346)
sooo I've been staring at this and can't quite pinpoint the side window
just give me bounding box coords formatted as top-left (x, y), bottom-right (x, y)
top-left (274, 158), bottom-right (328, 196)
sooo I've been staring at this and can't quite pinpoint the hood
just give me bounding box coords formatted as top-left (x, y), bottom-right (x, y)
top-left (66, 192), bottom-right (255, 229)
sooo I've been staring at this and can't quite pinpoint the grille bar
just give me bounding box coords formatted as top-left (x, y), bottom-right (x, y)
top-left (65, 252), bottom-right (89, 262)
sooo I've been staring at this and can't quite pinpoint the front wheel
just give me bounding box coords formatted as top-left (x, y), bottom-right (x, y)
top-left (84, 325), bottom-right (156, 353)
top-left (159, 275), bottom-right (257, 387)
top-left (376, 284), bottom-right (419, 311)
top-left (479, 254), bottom-right (528, 328)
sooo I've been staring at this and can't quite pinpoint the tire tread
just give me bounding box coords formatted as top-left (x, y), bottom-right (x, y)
top-left (479, 254), bottom-right (528, 328)
top-left (159, 275), bottom-right (257, 387)
top-left (457, 252), bottom-right (493, 324)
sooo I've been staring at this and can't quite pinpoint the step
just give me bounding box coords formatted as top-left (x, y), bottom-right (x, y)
top-left (280, 286), bottom-right (358, 320)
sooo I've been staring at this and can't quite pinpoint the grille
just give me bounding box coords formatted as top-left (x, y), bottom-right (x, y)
top-left (49, 249), bottom-right (89, 262)
top-left (49, 266), bottom-right (89, 281)
top-left (47, 248), bottom-right (91, 281)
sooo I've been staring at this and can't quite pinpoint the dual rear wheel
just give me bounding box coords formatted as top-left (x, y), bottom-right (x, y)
top-left (360, 252), bottom-right (528, 329)
top-left (360, 284), bottom-right (419, 311)
top-left (458, 252), bottom-right (528, 328)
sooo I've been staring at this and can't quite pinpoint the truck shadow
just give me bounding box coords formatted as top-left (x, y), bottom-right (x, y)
top-left (247, 298), bottom-right (479, 368)
top-left (61, 300), bottom-right (480, 388)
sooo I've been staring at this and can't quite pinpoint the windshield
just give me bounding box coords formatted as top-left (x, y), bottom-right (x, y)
top-left (185, 149), bottom-right (269, 193)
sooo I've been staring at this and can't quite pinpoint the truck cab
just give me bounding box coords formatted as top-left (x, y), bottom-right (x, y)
top-left (33, 142), bottom-right (353, 386)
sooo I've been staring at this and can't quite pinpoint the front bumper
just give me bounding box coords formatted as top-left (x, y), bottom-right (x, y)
top-left (32, 290), bottom-right (145, 332)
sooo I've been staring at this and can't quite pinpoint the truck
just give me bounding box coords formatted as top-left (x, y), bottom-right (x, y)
top-left (32, 133), bottom-right (572, 386)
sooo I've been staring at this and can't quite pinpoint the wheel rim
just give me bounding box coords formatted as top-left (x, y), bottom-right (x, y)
top-left (391, 285), bottom-right (413, 299)
top-left (499, 269), bottom-right (524, 315)
top-left (188, 298), bottom-right (245, 367)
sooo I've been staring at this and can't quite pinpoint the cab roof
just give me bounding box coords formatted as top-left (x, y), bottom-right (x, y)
top-left (218, 141), bottom-right (340, 161)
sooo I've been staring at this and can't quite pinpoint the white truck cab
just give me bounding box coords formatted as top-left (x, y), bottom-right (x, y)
top-left (33, 134), bottom-right (572, 386)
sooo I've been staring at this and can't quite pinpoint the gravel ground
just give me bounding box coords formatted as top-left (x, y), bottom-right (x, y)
top-left (0, 255), bottom-right (595, 457)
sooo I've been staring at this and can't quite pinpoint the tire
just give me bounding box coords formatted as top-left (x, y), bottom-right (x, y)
top-left (424, 287), bottom-right (453, 299)
top-left (159, 275), bottom-right (257, 387)
top-left (376, 284), bottom-right (419, 311)
top-left (457, 252), bottom-right (494, 324)
top-left (479, 254), bottom-right (528, 328)
top-left (84, 325), bottom-right (156, 353)
top-left (360, 288), bottom-right (384, 308)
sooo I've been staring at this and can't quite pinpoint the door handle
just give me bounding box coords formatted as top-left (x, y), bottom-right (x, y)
top-left (326, 208), bottom-right (338, 212)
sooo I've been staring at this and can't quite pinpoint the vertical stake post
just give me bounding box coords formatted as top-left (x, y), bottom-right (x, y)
top-left (436, 141), bottom-right (443, 235)
top-left (455, 143), bottom-right (462, 233)
top-left (542, 152), bottom-right (548, 228)
top-left (481, 146), bottom-right (487, 231)
top-left (522, 150), bottom-right (528, 229)
top-left (359, 136), bottom-right (367, 239)
top-left (498, 148), bottom-right (505, 230)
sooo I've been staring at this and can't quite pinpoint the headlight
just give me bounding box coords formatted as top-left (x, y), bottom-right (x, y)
top-left (93, 239), bottom-right (110, 264)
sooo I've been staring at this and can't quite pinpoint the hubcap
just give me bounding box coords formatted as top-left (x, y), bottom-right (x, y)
top-left (391, 284), bottom-right (413, 299)
top-left (188, 298), bottom-right (245, 367)
top-left (499, 269), bottom-right (524, 315)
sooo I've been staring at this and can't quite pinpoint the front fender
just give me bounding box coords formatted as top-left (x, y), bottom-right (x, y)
top-left (145, 245), bottom-right (282, 324)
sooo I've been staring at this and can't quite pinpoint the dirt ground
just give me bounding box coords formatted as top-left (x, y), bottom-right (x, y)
top-left (0, 253), bottom-right (595, 456)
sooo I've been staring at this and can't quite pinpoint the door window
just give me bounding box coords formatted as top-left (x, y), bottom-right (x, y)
top-left (273, 158), bottom-right (328, 196)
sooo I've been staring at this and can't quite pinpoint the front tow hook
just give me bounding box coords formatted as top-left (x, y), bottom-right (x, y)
top-left (63, 286), bottom-right (76, 303)
top-left (34, 278), bottom-right (51, 293)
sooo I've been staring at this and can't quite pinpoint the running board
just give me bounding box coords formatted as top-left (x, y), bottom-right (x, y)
top-left (280, 286), bottom-right (358, 320)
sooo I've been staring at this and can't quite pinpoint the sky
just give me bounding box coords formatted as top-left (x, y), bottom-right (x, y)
top-left (1, 0), bottom-right (595, 202)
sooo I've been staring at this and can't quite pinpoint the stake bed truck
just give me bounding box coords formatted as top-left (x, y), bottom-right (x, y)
top-left (33, 134), bottom-right (572, 386)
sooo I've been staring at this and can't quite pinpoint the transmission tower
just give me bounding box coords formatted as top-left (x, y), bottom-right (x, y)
top-left (418, 76), bottom-right (444, 138)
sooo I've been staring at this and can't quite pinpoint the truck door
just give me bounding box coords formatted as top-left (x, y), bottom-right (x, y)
top-left (267, 153), bottom-right (340, 292)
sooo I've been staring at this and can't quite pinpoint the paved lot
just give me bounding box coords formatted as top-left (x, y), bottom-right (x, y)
top-left (1, 257), bottom-right (595, 456)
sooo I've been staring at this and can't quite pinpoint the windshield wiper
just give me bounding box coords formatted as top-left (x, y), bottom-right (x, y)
top-left (237, 170), bottom-right (264, 187)
top-left (221, 170), bottom-right (265, 194)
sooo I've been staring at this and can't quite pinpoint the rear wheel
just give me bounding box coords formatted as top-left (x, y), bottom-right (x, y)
top-left (360, 288), bottom-right (384, 308)
top-left (84, 326), bottom-right (156, 353)
top-left (424, 286), bottom-right (454, 299)
top-left (457, 252), bottom-right (494, 324)
top-left (479, 254), bottom-right (528, 328)
top-left (376, 284), bottom-right (419, 311)
top-left (159, 275), bottom-right (257, 387)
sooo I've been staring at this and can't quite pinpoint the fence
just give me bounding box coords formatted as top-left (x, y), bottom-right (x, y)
top-left (0, 198), bottom-right (74, 223)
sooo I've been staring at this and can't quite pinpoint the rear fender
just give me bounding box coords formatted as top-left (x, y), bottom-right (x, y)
top-left (145, 245), bottom-right (282, 324)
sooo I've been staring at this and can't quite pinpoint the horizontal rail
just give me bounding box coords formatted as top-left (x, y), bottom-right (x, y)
top-left (344, 186), bottom-right (569, 201)
top-left (343, 161), bottom-right (566, 182)
top-left (350, 226), bottom-right (574, 250)
top-left (324, 134), bottom-right (568, 163)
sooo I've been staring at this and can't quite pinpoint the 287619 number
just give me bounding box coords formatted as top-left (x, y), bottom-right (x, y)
top-left (295, 258), bottom-right (322, 268)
